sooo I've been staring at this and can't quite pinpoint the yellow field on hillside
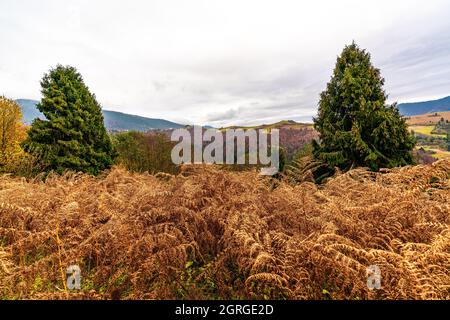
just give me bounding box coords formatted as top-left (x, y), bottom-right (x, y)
top-left (410, 125), bottom-right (446, 138)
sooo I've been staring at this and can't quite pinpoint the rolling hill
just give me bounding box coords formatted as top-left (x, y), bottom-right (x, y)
top-left (398, 96), bottom-right (450, 116)
top-left (406, 110), bottom-right (450, 125)
top-left (15, 99), bottom-right (185, 131)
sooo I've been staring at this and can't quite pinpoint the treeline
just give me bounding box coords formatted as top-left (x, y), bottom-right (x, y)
top-left (433, 118), bottom-right (450, 151)
top-left (112, 131), bottom-right (178, 174)
top-left (412, 117), bottom-right (450, 153)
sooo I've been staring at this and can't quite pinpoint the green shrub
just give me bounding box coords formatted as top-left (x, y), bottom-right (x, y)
top-left (112, 131), bottom-right (178, 175)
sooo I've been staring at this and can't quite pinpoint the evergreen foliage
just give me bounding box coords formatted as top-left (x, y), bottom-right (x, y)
top-left (22, 65), bottom-right (115, 175)
top-left (313, 43), bottom-right (415, 180)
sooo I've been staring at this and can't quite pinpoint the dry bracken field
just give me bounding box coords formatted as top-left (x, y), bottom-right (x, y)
top-left (0, 161), bottom-right (449, 300)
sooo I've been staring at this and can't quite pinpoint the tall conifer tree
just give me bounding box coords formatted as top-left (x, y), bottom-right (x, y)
top-left (23, 65), bottom-right (115, 175)
top-left (313, 43), bottom-right (415, 178)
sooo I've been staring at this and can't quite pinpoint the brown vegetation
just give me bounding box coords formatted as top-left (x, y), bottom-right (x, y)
top-left (0, 161), bottom-right (449, 300)
top-left (406, 111), bottom-right (450, 126)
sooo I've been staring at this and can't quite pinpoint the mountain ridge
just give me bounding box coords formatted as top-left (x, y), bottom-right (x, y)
top-left (16, 99), bottom-right (185, 131)
top-left (397, 96), bottom-right (450, 116)
top-left (16, 95), bottom-right (450, 131)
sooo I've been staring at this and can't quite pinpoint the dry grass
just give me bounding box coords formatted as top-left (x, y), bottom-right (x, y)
top-left (0, 161), bottom-right (449, 300)
top-left (407, 111), bottom-right (450, 126)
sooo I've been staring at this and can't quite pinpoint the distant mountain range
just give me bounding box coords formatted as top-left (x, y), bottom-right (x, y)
top-left (16, 99), bottom-right (185, 131)
top-left (398, 96), bottom-right (450, 116)
top-left (16, 95), bottom-right (450, 131)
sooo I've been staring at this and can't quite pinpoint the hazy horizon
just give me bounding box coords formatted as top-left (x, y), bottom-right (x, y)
top-left (1, 0), bottom-right (450, 126)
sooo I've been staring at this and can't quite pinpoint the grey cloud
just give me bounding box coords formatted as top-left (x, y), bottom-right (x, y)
top-left (207, 108), bottom-right (241, 122)
top-left (1, 0), bottom-right (450, 126)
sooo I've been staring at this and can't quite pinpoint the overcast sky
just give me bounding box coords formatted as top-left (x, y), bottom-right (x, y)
top-left (1, 0), bottom-right (449, 126)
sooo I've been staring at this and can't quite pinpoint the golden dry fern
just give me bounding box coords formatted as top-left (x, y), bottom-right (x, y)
top-left (0, 161), bottom-right (448, 300)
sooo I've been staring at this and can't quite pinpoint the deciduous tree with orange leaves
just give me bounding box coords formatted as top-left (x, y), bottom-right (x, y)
top-left (0, 96), bottom-right (27, 170)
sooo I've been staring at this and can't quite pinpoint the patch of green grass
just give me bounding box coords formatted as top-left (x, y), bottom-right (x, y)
top-left (421, 146), bottom-right (450, 160)
top-left (411, 125), bottom-right (446, 138)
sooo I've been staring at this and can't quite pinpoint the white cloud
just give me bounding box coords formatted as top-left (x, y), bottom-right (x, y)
top-left (0, 0), bottom-right (449, 126)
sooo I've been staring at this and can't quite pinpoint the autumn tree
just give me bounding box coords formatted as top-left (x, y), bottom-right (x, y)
top-left (0, 96), bottom-right (27, 169)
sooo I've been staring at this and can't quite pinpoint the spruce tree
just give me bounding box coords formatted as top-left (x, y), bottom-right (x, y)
top-left (313, 43), bottom-right (415, 179)
top-left (23, 65), bottom-right (115, 175)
